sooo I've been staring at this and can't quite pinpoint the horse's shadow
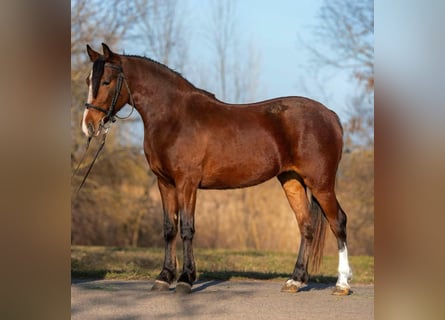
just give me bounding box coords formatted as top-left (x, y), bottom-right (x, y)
top-left (192, 279), bottom-right (226, 293)
top-left (298, 282), bottom-right (335, 292)
top-left (198, 270), bottom-right (290, 281)
top-left (192, 271), bottom-right (337, 293)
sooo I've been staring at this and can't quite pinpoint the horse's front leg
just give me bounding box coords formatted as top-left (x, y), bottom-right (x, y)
top-left (151, 179), bottom-right (179, 291)
top-left (175, 180), bottom-right (198, 294)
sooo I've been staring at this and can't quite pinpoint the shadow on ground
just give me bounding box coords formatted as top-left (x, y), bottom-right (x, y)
top-left (198, 270), bottom-right (337, 283)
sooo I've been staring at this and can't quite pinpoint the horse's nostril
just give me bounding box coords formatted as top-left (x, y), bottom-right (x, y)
top-left (87, 123), bottom-right (95, 136)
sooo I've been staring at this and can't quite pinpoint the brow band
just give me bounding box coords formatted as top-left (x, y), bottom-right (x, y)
top-left (104, 63), bottom-right (122, 71)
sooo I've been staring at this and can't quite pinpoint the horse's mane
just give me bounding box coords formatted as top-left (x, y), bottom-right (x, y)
top-left (123, 54), bottom-right (216, 99)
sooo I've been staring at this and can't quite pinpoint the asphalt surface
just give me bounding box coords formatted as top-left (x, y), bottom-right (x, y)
top-left (71, 279), bottom-right (374, 320)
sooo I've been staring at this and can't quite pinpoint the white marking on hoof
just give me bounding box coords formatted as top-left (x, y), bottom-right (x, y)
top-left (281, 279), bottom-right (306, 293)
top-left (332, 286), bottom-right (351, 296)
top-left (336, 245), bottom-right (352, 289)
top-left (286, 279), bottom-right (305, 288)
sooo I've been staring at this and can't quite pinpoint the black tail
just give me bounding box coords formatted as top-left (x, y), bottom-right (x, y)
top-left (308, 194), bottom-right (327, 273)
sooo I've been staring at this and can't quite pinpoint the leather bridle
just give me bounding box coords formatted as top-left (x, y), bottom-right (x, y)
top-left (73, 62), bottom-right (135, 194)
top-left (84, 62), bottom-right (135, 125)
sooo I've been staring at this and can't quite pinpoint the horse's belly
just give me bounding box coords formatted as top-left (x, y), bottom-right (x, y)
top-left (196, 118), bottom-right (290, 189)
top-left (199, 155), bottom-right (281, 189)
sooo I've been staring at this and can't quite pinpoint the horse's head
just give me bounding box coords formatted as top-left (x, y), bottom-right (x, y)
top-left (81, 43), bottom-right (130, 137)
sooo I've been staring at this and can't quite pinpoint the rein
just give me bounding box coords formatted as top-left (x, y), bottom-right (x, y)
top-left (73, 62), bottom-right (136, 194)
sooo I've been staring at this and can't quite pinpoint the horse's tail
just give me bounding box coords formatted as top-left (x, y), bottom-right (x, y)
top-left (307, 189), bottom-right (328, 273)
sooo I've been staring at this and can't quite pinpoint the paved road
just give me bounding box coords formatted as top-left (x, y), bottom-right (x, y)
top-left (71, 280), bottom-right (374, 320)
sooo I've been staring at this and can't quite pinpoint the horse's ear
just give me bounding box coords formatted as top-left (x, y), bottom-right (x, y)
top-left (86, 44), bottom-right (101, 62)
top-left (102, 43), bottom-right (115, 60)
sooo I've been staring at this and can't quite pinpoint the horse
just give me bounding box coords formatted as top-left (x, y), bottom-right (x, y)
top-left (81, 43), bottom-right (352, 295)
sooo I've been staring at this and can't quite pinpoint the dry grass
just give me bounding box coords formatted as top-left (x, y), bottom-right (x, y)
top-left (71, 245), bottom-right (374, 284)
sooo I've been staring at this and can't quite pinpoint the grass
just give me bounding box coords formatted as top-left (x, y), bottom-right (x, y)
top-left (71, 245), bottom-right (374, 284)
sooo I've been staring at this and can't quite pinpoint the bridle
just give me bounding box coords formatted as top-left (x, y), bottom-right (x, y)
top-left (73, 62), bottom-right (135, 194)
top-left (84, 62), bottom-right (135, 126)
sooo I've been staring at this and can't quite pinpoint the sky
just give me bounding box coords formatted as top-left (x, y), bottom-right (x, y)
top-left (126, 0), bottom-right (359, 120)
top-left (190, 0), bottom-right (356, 119)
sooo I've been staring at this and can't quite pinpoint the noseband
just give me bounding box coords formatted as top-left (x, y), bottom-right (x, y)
top-left (85, 62), bottom-right (133, 124)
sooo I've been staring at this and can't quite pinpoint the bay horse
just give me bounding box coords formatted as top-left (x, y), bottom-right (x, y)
top-left (81, 43), bottom-right (352, 295)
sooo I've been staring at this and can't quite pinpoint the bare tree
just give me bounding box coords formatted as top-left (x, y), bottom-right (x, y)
top-left (309, 0), bottom-right (374, 93)
top-left (302, 0), bottom-right (374, 148)
top-left (233, 41), bottom-right (262, 103)
top-left (206, 0), bottom-right (262, 103)
top-left (129, 0), bottom-right (189, 71)
top-left (207, 0), bottom-right (237, 101)
top-left (71, 0), bottom-right (137, 60)
top-left (344, 92), bottom-right (374, 149)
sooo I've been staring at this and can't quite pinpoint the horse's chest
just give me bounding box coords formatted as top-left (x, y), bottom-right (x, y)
top-left (143, 142), bottom-right (172, 180)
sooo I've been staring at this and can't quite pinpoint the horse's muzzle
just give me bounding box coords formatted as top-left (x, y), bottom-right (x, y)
top-left (86, 122), bottom-right (96, 137)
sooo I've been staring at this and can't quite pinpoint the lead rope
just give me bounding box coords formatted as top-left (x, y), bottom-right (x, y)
top-left (71, 136), bottom-right (92, 180)
top-left (76, 132), bottom-right (107, 193)
top-left (73, 129), bottom-right (108, 195)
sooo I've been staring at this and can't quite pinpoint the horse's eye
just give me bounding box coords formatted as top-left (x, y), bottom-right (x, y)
top-left (101, 81), bottom-right (110, 86)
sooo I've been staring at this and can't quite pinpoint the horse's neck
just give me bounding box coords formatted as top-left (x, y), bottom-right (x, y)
top-left (122, 57), bottom-right (220, 130)
top-left (124, 59), bottom-right (181, 121)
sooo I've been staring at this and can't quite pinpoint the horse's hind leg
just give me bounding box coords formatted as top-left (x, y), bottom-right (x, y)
top-left (311, 187), bottom-right (352, 295)
top-left (278, 172), bottom-right (319, 293)
top-left (175, 179), bottom-right (198, 294)
top-left (151, 179), bottom-right (179, 291)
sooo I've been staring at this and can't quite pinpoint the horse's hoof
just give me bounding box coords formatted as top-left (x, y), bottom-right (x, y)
top-left (332, 286), bottom-right (351, 296)
top-left (175, 282), bottom-right (192, 294)
top-left (151, 280), bottom-right (170, 291)
top-left (280, 280), bottom-right (305, 293)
